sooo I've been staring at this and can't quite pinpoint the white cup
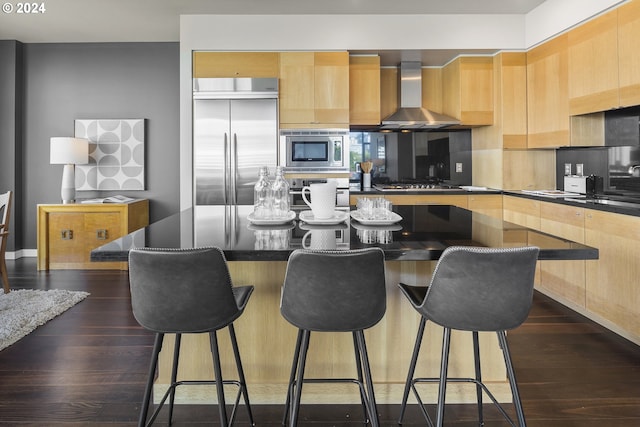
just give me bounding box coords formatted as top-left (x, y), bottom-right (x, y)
top-left (301, 181), bottom-right (337, 219)
top-left (302, 229), bottom-right (337, 250)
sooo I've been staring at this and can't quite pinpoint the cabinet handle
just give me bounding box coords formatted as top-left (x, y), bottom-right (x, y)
top-left (61, 229), bottom-right (73, 240)
top-left (96, 229), bottom-right (108, 240)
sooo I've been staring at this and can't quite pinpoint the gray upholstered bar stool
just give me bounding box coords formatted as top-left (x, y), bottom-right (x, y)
top-left (280, 248), bottom-right (387, 427)
top-left (397, 246), bottom-right (539, 427)
top-left (128, 247), bottom-right (254, 427)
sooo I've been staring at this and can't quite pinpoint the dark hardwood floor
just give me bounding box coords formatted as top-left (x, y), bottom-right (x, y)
top-left (1, 257), bottom-right (639, 426)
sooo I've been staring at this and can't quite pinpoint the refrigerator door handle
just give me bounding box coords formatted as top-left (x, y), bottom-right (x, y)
top-left (232, 133), bottom-right (239, 205)
top-left (223, 133), bottom-right (229, 205)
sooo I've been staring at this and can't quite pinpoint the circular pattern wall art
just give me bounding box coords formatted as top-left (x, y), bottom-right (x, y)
top-left (74, 119), bottom-right (145, 191)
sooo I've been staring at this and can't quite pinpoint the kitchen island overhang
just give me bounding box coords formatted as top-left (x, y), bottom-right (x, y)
top-left (91, 204), bottom-right (598, 262)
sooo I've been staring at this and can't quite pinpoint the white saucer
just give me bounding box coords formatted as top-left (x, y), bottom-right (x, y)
top-left (351, 221), bottom-right (402, 232)
top-left (299, 210), bottom-right (349, 225)
top-left (247, 210), bottom-right (296, 226)
top-left (350, 210), bottom-right (402, 225)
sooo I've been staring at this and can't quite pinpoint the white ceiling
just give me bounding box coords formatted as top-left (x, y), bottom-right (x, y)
top-left (0, 0), bottom-right (548, 44)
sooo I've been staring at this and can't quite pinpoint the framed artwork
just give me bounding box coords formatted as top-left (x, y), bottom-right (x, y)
top-left (74, 119), bottom-right (145, 191)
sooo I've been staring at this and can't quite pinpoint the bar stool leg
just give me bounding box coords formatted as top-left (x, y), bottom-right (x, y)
top-left (168, 333), bottom-right (182, 424)
top-left (435, 328), bottom-right (452, 427)
top-left (228, 324), bottom-right (255, 426)
top-left (472, 331), bottom-right (484, 426)
top-left (398, 317), bottom-right (427, 424)
top-left (498, 331), bottom-right (527, 427)
top-left (210, 331), bottom-right (229, 427)
top-left (282, 329), bottom-right (303, 426)
top-left (355, 330), bottom-right (379, 427)
top-left (289, 330), bottom-right (311, 427)
top-left (352, 332), bottom-right (370, 424)
top-left (139, 333), bottom-right (164, 427)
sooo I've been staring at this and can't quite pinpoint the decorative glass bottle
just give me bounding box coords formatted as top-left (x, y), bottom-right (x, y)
top-left (271, 166), bottom-right (290, 219)
top-left (253, 166), bottom-right (272, 219)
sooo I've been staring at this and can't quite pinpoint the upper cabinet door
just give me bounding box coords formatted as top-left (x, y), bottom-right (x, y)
top-left (279, 51), bottom-right (349, 128)
top-left (279, 52), bottom-right (316, 125)
top-left (568, 9), bottom-right (619, 116)
top-left (192, 52), bottom-right (280, 78)
top-left (618, 0), bottom-right (640, 107)
top-left (527, 34), bottom-right (570, 148)
top-left (442, 57), bottom-right (493, 126)
top-left (349, 55), bottom-right (381, 126)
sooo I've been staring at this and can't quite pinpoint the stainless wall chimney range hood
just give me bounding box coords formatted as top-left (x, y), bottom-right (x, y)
top-left (381, 61), bottom-right (460, 131)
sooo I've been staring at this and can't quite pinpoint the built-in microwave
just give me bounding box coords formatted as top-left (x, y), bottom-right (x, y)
top-left (280, 129), bottom-right (350, 172)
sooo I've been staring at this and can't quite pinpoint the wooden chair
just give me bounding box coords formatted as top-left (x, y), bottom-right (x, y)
top-left (0, 190), bottom-right (12, 294)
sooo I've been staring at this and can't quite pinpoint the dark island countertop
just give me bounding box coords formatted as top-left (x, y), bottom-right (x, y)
top-left (91, 204), bottom-right (598, 263)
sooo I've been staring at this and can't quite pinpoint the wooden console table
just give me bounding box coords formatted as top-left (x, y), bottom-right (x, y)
top-left (37, 199), bottom-right (149, 270)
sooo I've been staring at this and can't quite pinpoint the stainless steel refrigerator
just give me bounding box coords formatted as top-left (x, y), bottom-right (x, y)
top-left (193, 77), bottom-right (279, 247)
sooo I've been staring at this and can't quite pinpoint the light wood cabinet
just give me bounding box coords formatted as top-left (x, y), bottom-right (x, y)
top-left (538, 202), bottom-right (586, 308)
top-left (442, 56), bottom-right (493, 126)
top-left (502, 195), bottom-right (541, 229)
top-left (279, 51), bottom-right (349, 128)
top-left (585, 209), bottom-right (640, 342)
top-left (498, 53), bottom-right (528, 150)
top-left (349, 194), bottom-right (468, 209)
top-left (349, 55), bottom-right (381, 125)
top-left (380, 67), bottom-right (398, 121)
top-left (37, 200), bottom-right (149, 270)
top-left (467, 194), bottom-right (503, 219)
top-left (192, 52), bottom-right (280, 78)
top-left (618, 0), bottom-right (640, 107)
top-left (526, 34), bottom-right (570, 148)
top-left (567, 9), bottom-right (619, 116)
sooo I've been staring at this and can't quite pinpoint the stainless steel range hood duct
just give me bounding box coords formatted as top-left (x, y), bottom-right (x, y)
top-left (381, 62), bottom-right (460, 130)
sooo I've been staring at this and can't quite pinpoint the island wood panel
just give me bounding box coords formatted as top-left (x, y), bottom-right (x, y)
top-left (192, 52), bottom-right (280, 78)
top-left (584, 209), bottom-right (640, 343)
top-left (526, 34), bottom-right (570, 148)
top-left (502, 195), bottom-right (541, 230)
top-left (154, 260), bottom-right (509, 404)
top-left (349, 55), bottom-right (381, 125)
top-left (567, 9), bottom-right (619, 115)
top-left (618, 0), bottom-right (640, 107)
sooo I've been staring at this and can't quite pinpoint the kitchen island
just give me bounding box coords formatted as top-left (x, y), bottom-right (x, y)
top-left (92, 205), bottom-right (597, 405)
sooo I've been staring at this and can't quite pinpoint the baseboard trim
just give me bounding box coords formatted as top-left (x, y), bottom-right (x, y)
top-left (6, 249), bottom-right (37, 260)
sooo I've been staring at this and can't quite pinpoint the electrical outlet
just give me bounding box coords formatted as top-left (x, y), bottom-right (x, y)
top-left (455, 163), bottom-right (463, 173)
top-left (564, 163), bottom-right (572, 175)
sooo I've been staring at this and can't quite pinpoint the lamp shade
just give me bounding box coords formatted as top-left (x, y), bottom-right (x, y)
top-left (50, 137), bottom-right (89, 165)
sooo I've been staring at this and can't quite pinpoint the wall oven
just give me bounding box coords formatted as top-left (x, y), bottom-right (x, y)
top-left (280, 129), bottom-right (350, 172)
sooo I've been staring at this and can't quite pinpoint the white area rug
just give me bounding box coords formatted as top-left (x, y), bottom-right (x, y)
top-left (0, 289), bottom-right (90, 351)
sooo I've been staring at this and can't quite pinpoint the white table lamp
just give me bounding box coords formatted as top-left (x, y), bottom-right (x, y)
top-left (50, 137), bottom-right (89, 204)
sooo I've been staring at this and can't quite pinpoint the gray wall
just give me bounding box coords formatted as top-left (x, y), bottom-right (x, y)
top-left (13, 42), bottom-right (180, 250)
top-left (0, 40), bottom-right (23, 251)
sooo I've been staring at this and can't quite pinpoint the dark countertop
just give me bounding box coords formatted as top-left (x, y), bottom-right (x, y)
top-left (504, 191), bottom-right (640, 217)
top-left (91, 204), bottom-right (597, 263)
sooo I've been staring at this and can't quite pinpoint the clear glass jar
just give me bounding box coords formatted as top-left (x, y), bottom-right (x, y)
top-left (253, 166), bottom-right (273, 219)
top-left (271, 166), bottom-right (290, 219)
